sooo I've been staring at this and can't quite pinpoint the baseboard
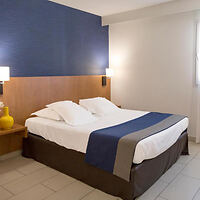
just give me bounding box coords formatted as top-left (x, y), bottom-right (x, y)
top-left (188, 136), bottom-right (196, 142)
top-left (0, 150), bottom-right (22, 161)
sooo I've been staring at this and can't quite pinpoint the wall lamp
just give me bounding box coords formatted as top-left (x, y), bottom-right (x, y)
top-left (0, 67), bottom-right (10, 95)
top-left (102, 68), bottom-right (114, 86)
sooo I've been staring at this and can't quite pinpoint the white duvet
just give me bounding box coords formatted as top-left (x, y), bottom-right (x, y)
top-left (25, 109), bottom-right (189, 164)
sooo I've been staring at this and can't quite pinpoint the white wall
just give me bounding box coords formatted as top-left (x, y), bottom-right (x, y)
top-left (110, 12), bottom-right (198, 137)
top-left (103, 0), bottom-right (200, 26)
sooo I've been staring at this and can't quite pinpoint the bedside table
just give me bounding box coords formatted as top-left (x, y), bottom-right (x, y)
top-left (0, 124), bottom-right (27, 156)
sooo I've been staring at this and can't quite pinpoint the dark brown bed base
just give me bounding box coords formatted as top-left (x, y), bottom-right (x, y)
top-left (22, 130), bottom-right (188, 200)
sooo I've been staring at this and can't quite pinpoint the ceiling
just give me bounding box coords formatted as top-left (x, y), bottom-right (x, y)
top-left (49, 0), bottom-right (175, 16)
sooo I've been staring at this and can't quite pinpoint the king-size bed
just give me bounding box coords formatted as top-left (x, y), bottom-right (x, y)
top-left (22, 99), bottom-right (189, 200)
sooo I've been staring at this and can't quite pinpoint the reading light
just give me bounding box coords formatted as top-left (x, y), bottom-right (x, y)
top-left (102, 68), bottom-right (114, 86)
top-left (0, 67), bottom-right (10, 95)
top-left (106, 68), bottom-right (114, 78)
top-left (196, 22), bottom-right (200, 85)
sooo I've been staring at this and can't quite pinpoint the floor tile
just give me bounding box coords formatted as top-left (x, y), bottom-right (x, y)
top-left (0, 170), bottom-right (24, 185)
top-left (160, 174), bottom-right (200, 200)
top-left (8, 184), bottom-right (53, 200)
top-left (42, 173), bottom-right (76, 191)
top-left (188, 142), bottom-right (200, 155)
top-left (0, 157), bottom-right (35, 174)
top-left (177, 142), bottom-right (200, 165)
top-left (82, 189), bottom-right (118, 200)
top-left (3, 167), bottom-right (58, 194)
top-left (193, 188), bottom-right (200, 200)
top-left (194, 151), bottom-right (200, 160)
top-left (181, 159), bottom-right (200, 179)
top-left (155, 197), bottom-right (167, 200)
top-left (17, 161), bottom-right (46, 175)
top-left (137, 179), bottom-right (168, 200)
top-left (0, 151), bottom-right (21, 161)
top-left (177, 155), bottom-right (194, 165)
top-left (0, 186), bottom-right (12, 200)
top-left (46, 181), bottom-right (94, 200)
top-left (160, 163), bottom-right (184, 183)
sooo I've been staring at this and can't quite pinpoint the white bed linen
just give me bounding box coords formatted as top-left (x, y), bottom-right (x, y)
top-left (25, 109), bottom-right (189, 164)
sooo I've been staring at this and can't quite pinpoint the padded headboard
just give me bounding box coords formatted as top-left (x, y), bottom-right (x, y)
top-left (0, 75), bottom-right (110, 125)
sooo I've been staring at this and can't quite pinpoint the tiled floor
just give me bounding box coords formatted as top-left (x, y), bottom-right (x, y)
top-left (0, 142), bottom-right (200, 200)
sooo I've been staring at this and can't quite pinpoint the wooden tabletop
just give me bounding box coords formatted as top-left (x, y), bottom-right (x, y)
top-left (0, 124), bottom-right (27, 136)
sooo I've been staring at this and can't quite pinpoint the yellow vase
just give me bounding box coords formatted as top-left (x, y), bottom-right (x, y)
top-left (0, 107), bottom-right (14, 130)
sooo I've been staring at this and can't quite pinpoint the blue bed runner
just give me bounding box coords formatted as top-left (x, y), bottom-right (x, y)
top-left (85, 112), bottom-right (186, 181)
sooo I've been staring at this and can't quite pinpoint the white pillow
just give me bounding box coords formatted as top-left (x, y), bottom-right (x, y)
top-left (46, 100), bottom-right (72, 108)
top-left (47, 101), bottom-right (97, 126)
top-left (31, 108), bottom-right (63, 121)
top-left (79, 97), bottom-right (119, 116)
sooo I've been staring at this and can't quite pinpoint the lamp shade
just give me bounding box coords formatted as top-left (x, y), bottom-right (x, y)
top-left (0, 67), bottom-right (10, 82)
top-left (106, 68), bottom-right (114, 78)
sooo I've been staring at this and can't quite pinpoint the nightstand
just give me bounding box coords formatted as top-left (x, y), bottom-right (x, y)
top-left (0, 124), bottom-right (27, 156)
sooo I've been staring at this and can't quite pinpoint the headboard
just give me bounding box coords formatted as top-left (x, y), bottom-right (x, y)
top-left (0, 75), bottom-right (110, 125)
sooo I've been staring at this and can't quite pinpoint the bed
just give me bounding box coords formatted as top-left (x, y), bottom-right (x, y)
top-left (23, 109), bottom-right (189, 200)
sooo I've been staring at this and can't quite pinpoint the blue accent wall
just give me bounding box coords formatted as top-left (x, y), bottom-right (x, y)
top-left (0, 0), bottom-right (109, 77)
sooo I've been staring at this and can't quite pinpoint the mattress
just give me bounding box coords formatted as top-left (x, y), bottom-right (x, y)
top-left (25, 109), bottom-right (189, 164)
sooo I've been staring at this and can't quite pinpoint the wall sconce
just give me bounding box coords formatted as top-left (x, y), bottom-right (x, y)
top-left (102, 68), bottom-right (114, 86)
top-left (0, 67), bottom-right (10, 95)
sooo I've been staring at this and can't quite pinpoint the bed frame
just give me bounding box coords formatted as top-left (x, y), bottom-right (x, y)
top-left (3, 76), bottom-right (188, 199)
top-left (22, 130), bottom-right (188, 200)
